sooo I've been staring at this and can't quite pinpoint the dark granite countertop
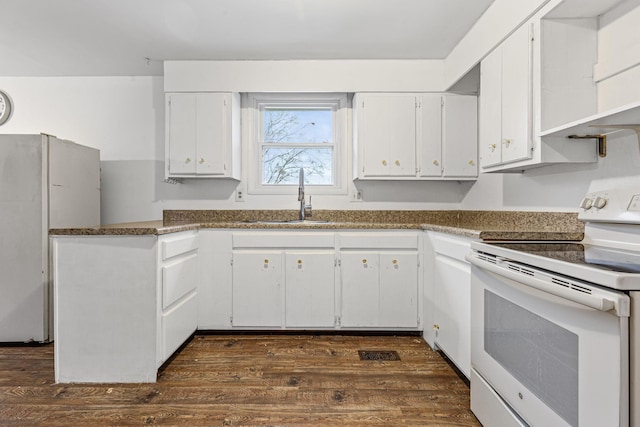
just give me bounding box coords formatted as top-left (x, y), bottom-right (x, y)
top-left (49, 210), bottom-right (584, 241)
top-left (49, 221), bottom-right (199, 236)
top-left (421, 224), bottom-right (584, 241)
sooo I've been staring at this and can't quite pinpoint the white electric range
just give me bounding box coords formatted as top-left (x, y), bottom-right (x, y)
top-left (467, 186), bottom-right (640, 427)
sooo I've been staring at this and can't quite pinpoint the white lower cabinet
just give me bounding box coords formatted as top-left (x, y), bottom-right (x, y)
top-left (229, 232), bottom-right (336, 329)
top-left (52, 230), bottom-right (198, 383)
top-left (339, 233), bottom-right (421, 329)
top-left (160, 292), bottom-right (197, 362)
top-left (427, 231), bottom-right (472, 379)
top-left (341, 251), bottom-right (419, 328)
top-left (284, 251), bottom-right (336, 328)
top-left (232, 250), bottom-right (283, 327)
top-left (341, 251), bottom-right (380, 327)
top-left (230, 249), bottom-right (337, 328)
top-left (157, 231), bottom-right (199, 365)
top-left (380, 252), bottom-right (420, 327)
top-left (198, 230), bottom-right (422, 331)
top-left (197, 230), bottom-right (232, 329)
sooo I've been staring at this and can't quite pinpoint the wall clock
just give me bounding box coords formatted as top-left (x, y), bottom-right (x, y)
top-left (0, 90), bottom-right (13, 126)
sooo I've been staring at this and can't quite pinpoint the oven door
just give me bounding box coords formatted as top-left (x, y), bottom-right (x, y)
top-left (468, 254), bottom-right (630, 427)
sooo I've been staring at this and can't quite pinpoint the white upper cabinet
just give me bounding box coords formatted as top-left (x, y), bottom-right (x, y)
top-left (441, 95), bottom-right (478, 177)
top-left (479, 2), bottom-right (613, 173)
top-left (165, 92), bottom-right (241, 179)
top-left (500, 25), bottom-right (534, 165)
top-left (356, 93), bottom-right (417, 178)
top-left (417, 94), bottom-right (443, 177)
top-left (354, 92), bottom-right (477, 180)
top-left (479, 24), bottom-right (534, 170)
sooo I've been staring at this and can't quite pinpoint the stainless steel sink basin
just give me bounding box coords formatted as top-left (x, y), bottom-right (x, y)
top-left (238, 219), bottom-right (333, 225)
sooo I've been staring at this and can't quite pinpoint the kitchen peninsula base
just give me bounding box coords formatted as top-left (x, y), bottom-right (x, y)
top-left (51, 231), bottom-right (198, 383)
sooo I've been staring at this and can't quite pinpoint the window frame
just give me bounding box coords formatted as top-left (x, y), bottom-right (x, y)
top-left (246, 93), bottom-right (348, 195)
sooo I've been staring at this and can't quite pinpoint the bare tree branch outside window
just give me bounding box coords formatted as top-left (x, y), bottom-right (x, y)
top-left (262, 109), bottom-right (333, 185)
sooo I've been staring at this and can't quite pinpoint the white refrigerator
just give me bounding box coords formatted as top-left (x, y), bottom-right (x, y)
top-left (0, 134), bottom-right (100, 342)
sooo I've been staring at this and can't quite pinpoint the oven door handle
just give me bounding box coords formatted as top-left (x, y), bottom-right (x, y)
top-left (467, 254), bottom-right (628, 316)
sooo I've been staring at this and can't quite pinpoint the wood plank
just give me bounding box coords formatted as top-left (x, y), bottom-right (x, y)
top-left (0, 334), bottom-right (480, 426)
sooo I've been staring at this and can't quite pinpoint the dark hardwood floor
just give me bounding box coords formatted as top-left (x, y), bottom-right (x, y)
top-left (0, 334), bottom-right (480, 426)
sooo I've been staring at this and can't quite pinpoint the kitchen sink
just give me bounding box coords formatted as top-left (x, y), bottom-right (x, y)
top-left (237, 219), bottom-right (333, 225)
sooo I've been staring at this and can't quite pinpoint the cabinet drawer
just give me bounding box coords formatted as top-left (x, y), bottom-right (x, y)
top-left (232, 232), bottom-right (334, 249)
top-left (161, 232), bottom-right (198, 261)
top-left (430, 232), bottom-right (472, 262)
top-left (161, 292), bottom-right (198, 362)
top-left (338, 232), bottom-right (418, 249)
top-left (162, 254), bottom-right (198, 309)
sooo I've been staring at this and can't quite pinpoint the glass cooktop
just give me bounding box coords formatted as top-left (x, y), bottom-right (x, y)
top-left (486, 242), bottom-right (640, 274)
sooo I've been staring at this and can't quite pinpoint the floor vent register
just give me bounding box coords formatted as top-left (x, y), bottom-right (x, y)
top-left (358, 350), bottom-right (401, 361)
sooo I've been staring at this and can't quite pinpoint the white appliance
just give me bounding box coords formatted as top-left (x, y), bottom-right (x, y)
top-left (467, 186), bottom-right (640, 427)
top-left (0, 134), bottom-right (100, 343)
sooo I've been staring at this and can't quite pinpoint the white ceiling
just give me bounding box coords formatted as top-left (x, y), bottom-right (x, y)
top-left (1, 0), bottom-right (495, 77)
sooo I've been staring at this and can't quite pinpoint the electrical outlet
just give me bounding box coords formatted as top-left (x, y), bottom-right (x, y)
top-left (235, 186), bottom-right (245, 202)
top-left (351, 189), bottom-right (363, 202)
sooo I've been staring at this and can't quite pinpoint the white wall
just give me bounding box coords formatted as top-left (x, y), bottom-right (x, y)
top-left (444, 0), bottom-right (554, 89)
top-left (0, 76), bottom-right (168, 223)
top-left (0, 77), bottom-right (163, 161)
top-left (2, 76), bottom-right (640, 222)
top-left (164, 60), bottom-right (446, 93)
top-left (3, 0), bottom-right (640, 222)
top-left (460, 133), bottom-right (640, 210)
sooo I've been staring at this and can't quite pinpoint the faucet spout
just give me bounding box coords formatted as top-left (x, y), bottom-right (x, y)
top-left (298, 167), bottom-right (304, 203)
top-left (298, 167), bottom-right (312, 220)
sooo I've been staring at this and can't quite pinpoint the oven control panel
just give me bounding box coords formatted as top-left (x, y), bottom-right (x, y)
top-left (579, 187), bottom-right (640, 223)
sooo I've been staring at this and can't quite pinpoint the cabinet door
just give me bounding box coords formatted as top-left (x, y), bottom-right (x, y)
top-left (195, 93), bottom-right (228, 175)
top-left (442, 95), bottom-right (478, 177)
top-left (379, 252), bottom-right (418, 327)
top-left (500, 24), bottom-right (533, 165)
top-left (359, 95), bottom-right (416, 177)
top-left (167, 93), bottom-right (197, 174)
top-left (284, 251), bottom-right (335, 327)
top-left (417, 94), bottom-right (443, 177)
top-left (198, 230), bottom-right (232, 329)
top-left (232, 251), bottom-right (282, 327)
top-left (479, 47), bottom-right (503, 168)
top-left (161, 293), bottom-right (198, 363)
top-left (433, 254), bottom-right (470, 378)
top-left (166, 93), bottom-right (232, 177)
top-left (340, 251), bottom-right (379, 327)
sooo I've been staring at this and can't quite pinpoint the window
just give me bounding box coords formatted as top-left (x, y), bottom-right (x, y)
top-left (247, 93), bottom-right (347, 194)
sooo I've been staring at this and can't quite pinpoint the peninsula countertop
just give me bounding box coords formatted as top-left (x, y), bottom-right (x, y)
top-left (49, 210), bottom-right (584, 241)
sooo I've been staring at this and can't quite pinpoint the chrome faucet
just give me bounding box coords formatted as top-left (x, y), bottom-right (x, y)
top-left (298, 167), bottom-right (312, 220)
